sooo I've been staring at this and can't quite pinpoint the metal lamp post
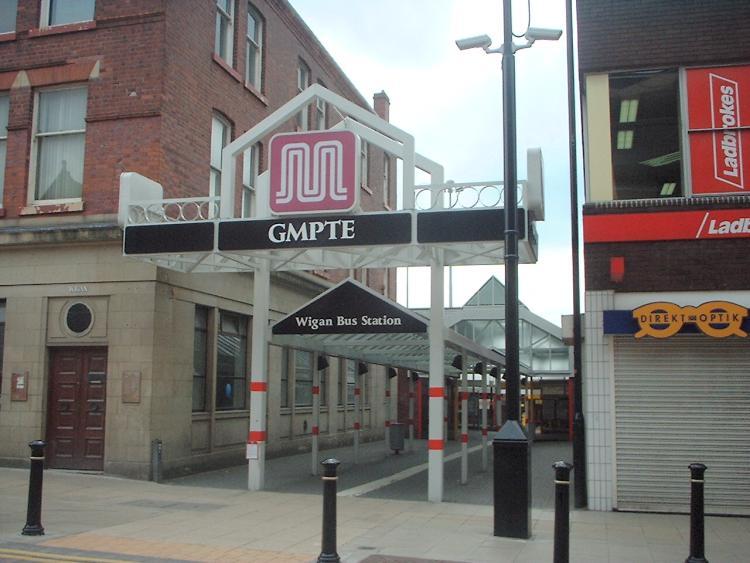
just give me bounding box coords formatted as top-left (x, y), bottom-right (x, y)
top-left (456, 0), bottom-right (561, 539)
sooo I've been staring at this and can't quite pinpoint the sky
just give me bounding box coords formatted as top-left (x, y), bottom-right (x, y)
top-left (289, 0), bottom-right (581, 325)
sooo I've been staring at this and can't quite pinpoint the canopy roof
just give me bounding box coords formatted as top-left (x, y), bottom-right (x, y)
top-left (271, 278), bottom-right (506, 374)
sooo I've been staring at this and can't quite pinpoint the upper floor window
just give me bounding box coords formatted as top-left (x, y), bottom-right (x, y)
top-left (0, 94), bottom-right (8, 205)
top-left (609, 70), bottom-right (682, 199)
top-left (0, 0), bottom-right (17, 33)
top-left (215, 0), bottom-right (234, 65)
top-left (42, 0), bottom-right (95, 27)
top-left (32, 86), bottom-right (87, 202)
top-left (296, 60), bottom-right (310, 130)
top-left (210, 114), bottom-right (231, 200)
top-left (242, 144), bottom-right (259, 218)
top-left (383, 155), bottom-right (390, 206)
top-left (245, 3), bottom-right (263, 89)
top-left (316, 82), bottom-right (327, 130)
top-left (360, 141), bottom-right (369, 187)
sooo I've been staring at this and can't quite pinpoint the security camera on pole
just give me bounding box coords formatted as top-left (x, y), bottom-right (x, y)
top-left (456, 2), bottom-right (561, 540)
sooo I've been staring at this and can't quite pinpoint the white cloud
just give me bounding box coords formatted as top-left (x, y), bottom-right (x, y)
top-left (290, 0), bottom-right (580, 325)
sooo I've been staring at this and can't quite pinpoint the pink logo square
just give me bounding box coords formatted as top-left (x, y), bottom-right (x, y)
top-left (269, 130), bottom-right (360, 214)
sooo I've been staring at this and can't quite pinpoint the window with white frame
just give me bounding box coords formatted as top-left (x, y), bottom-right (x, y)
top-left (245, 3), bottom-right (263, 89)
top-left (0, 94), bottom-right (8, 205)
top-left (383, 155), bottom-right (390, 206)
top-left (0, 0), bottom-right (17, 33)
top-left (41, 0), bottom-right (94, 27)
top-left (294, 350), bottom-right (313, 407)
top-left (316, 83), bottom-right (327, 130)
top-left (340, 359), bottom-right (356, 406)
top-left (32, 87), bottom-right (87, 202)
top-left (296, 60), bottom-right (310, 130)
top-left (360, 141), bottom-right (369, 187)
top-left (210, 114), bottom-right (231, 200)
top-left (242, 144), bottom-right (259, 218)
top-left (214, 0), bottom-right (234, 65)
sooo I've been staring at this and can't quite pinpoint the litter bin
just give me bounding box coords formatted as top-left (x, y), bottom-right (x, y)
top-left (390, 422), bottom-right (405, 454)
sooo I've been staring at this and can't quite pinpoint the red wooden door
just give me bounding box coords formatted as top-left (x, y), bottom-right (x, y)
top-left (47, 348), bottom-right (107, 470)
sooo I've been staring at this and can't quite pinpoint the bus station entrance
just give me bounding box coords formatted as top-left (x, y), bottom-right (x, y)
top-left (118, 84), bottom-right (547, 502)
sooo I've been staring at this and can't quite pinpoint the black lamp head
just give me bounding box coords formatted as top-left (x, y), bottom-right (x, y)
top-left (451, 354), bottom-right (463, 370)
top-left (317, 355), bottom-right (329, 371)
top-left (357, 362), bottom-right (369, 375)
top-left (388, 367), bottom-right (398, 379)
top-left (474, 362), bottom-right (484, 374)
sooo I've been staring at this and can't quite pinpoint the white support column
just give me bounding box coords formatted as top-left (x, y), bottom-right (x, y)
top-left (460, 351), bottom-right (469, 485)
top-left (354, 367), bottom-right (361, 464)
top-left (428, 257), bottom-right (445, 502)
top-left (248, 260), bottom-right (270, 490)
top-left (311, 353), bottom-right (321, 476)
top-left (481, 362), bottom-right (489, 472)
top-left (443, 388), bottom-right (448, 446)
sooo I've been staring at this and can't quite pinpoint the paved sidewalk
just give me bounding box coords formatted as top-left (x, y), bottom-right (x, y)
top-left (1, 464), bottom-right (749, 562)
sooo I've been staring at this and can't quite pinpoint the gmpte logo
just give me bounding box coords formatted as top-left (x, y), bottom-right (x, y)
top-left (710, 73), bottom-right (744, 190)
top-left (269, 131), bottom-right (360, 214)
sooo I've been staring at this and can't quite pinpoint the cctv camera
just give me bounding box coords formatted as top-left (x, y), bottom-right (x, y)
top-left (525, 27), bottom-right (563, 42)
top-left (455, 34), bottom-right (493, 51)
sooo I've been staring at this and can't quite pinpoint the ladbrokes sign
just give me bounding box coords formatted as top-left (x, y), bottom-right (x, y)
top-left (687, 65), bottom-right (749, 195)
top-left (633, 301), bottom-right (748, 339)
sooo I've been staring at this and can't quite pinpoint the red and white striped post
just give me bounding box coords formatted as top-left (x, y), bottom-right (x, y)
top-left (248, 262), bottom-right (270, 490)
top-left (460, 352), bottom-right (469, 485)
top-left (353, 372), bottom-right (361, 464)
top-left (407, 375), bottom-right (415, 451)
top-left (311, 353), bottom-right (321, 475)
top-left (480, 362), bottom-right (489, 471)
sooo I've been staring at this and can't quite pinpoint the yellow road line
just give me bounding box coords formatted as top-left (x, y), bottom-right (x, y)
top-left (0, 547), bottom-right (132, 562)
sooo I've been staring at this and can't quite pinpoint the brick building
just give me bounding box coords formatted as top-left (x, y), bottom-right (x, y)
top-left (0, 0), bottom-right (395, 478)
top-left (577, 0), bottom-right (750, 514)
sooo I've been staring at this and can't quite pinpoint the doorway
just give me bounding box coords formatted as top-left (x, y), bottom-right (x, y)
top-left (46, 348), bottom-right (107, 470)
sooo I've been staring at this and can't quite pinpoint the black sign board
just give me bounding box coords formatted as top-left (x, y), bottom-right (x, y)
top-left (219, 212), bottom-right (412, 251)
top-left (124, 222), bottom-right (215, 255)
top-left (417, 208), bottom-right (526, 243)
top-left (273, 280), bottom-right (428, 335)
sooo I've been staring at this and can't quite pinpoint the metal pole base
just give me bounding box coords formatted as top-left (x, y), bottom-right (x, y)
top-left (685, 558), bottom-right (708, 563)
top-left (22, 524), bottom-right (45, 536)
top-left (493, 420), bottom-right (531, 538)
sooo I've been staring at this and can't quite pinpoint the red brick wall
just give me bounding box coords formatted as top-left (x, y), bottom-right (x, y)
top-left (577, 0), bottom-right (750, 74)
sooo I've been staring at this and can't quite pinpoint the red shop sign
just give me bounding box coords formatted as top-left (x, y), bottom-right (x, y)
top-left (686, 65), bottom-right (750, 195)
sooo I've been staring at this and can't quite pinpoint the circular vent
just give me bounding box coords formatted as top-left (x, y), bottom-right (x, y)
top-left (66, 303), bottom-right (93, 335)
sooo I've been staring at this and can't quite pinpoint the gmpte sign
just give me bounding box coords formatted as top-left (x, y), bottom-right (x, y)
top-left (633, 301), bottom-right (749, 339)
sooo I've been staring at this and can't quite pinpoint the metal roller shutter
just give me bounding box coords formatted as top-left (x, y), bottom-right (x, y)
top-left (614, 336), bottom-right (750, 515)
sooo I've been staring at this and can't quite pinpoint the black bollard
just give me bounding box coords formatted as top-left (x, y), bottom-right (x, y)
top-left (553, 461), bottom-right (573, 563)
top-left (318, 458), bottom-right (341, 563)
top-left (22, 440), bottom-right (47, 536)
top-left (686, 463), bottom-right (708, 563)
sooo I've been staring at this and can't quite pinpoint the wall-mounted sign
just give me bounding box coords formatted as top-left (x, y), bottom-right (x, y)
top-left (604, 301), bottom-right (749, 338)
top-left (687, 65), bottom-right (749, 195)
top-left (269, 130), bottom-right (360, 215)
top-left (584, 208), bottom-right (750, 243)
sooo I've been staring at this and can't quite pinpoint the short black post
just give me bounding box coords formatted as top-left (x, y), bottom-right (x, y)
top-left (686, 463), bottom-right (708, 563)
top-left (553, 461), bottom-right (573, 563)
top-left (22, 440), bottom-right (47, 536)
top-left (318, 458), bottom-right (341, 563)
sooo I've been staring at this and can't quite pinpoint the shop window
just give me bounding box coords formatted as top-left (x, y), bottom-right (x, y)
top-left (41, 0), bottom-right (94, 27)
top-left (340, 359), bottom-right (356, 406)
top-left (214, 0), bottom-right (234, 65)
top-left (0, 0), bottom-right (17, 33)
top-left (242, 143), bottom-right (259, 218)
top-left (294, 350), bottom-right (313, 407)
top-left (0, 93), bottom-right (8, 206)
top-left (245, 3), bottom-right (263, 90)
top-left (296, 60), bottom-right (310, 130)
top-left (193, 306), bottom-right (209, 412)
top-left (609, 70), bottom-right (682, 199)
top-left (31, 86), bottom-right (87, 202)
top-left (210, 113), bottom-right (231, 200)
top-left (216, 311), bottom-right (248, 410)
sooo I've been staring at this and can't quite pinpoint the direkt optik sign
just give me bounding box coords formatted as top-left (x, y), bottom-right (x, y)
top-left (633, 301), bottom-right (748, 338)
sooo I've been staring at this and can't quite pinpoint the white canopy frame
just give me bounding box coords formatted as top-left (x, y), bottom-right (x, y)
top-left (117, 84), bottom-right (545, 502)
